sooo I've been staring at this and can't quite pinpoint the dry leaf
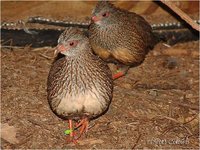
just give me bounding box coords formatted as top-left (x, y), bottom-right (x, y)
top-left (1, 123), bottom-right (19, 144)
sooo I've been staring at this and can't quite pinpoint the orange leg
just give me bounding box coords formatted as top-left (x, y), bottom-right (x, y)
top-left (66, 120), bottom-right (77, 144)
top-left (112, 66), bottom-right (130, 80)
top-left (112, 71), bottom-right (125, 80)
top-left (75, 119), bottom-right (85, 129)
top-left (69, 120), bottom-right (73, 138)
top-left (75, 118), bottom-right (89, 140)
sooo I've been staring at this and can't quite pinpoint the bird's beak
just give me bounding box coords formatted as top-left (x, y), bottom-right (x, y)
top-left (54, 44), bottom-right (66, 56)
top-left (91, 16), bottom-right (100, 22)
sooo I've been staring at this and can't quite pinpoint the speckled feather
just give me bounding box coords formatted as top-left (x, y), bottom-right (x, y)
top-left (47, 28), bottom-right (113, 121)
top-left (89, 1), bottom-right (157, 65)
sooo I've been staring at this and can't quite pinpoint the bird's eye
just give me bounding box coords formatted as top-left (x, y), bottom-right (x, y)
top-left (69, 42), bottom-right (74, 46)
top-left (102, 12), bottom-right (109, 17)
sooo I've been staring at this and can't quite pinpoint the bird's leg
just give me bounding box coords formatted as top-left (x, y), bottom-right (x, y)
top-left (75, 118), bottom-right (89, 140)
top-left (69, 120), bottom-right (73, 138)
top-left (66, 119), bottom-right (77, 144)
top-left (112, 65), bottom-right (130, 80)
top-left (75, 119), bottom-right (85, 129)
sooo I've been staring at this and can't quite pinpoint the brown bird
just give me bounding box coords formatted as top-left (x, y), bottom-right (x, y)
top-left (47, 28), bottom-right (113, 142)
top-left (89, 1), bottom-right (157, 79)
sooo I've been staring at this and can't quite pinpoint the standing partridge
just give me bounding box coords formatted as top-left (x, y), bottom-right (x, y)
top-left (47, 28), bottom-right (113, 142)
top-left (89, 1), bottom-right (157, 79)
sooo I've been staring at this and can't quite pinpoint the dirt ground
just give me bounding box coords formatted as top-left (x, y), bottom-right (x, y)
top-left (1, 1), bottom-right (199, 149)
top-left (1, 39), bottom-right (199, 149)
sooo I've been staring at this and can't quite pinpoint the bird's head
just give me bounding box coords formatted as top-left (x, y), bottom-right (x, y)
top-left (91, 1), bottom-right (116, 26)
top-left (55, 28), bottom-right (88, 57)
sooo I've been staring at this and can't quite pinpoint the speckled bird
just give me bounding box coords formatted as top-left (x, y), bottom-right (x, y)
top-left (47, 28), bottom-right (113, 142)
top-left (89, 1), bottom-right (157, 79)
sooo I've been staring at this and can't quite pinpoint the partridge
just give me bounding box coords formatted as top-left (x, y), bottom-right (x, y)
top-left (47, 28), bottom-right (113, 142)
top-left (89, 1), bottom-right (157, 79)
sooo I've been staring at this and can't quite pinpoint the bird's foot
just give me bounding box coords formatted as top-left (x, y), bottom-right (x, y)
top-left (112, 71), bottom-right (125, 79)
top-left (65, 119), bottom-right (78, 144)
top-left (112, 66), bottom-right (130, 80)
top-left (66, 133), bottom-right (78, 144)
top-left (65, 118), bottom-right (89, 143)
top-left (74, 118), bottom-right (89, 140)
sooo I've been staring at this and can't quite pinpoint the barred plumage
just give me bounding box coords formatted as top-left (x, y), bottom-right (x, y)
top-left (47, 28), bottom-right (113, 141)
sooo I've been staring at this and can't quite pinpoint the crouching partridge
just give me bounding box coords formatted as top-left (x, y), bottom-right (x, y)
top-left (89, 1), bottom-right (157, 79)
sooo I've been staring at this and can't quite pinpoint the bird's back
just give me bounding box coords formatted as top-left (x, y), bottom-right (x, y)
top-left (126, 11), bottom-right (157, 48)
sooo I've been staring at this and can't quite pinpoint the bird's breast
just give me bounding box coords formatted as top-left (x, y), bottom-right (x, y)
top-left (56, 87), bottom-right (107, 119)
top-left (91, 43), bottom-right (111, 60)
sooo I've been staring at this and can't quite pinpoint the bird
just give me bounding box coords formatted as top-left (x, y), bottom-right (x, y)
top-left (89, 1), bottom-right (157, 79)
top-left (47, 28), bottom-right (113, 143)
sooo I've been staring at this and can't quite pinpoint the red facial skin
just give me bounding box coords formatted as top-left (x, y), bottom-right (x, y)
top-left (92, 16), bottom-right (101, 22)
top-left (91, 12), bottom-right (110, 23)
top-left (55, 41), bottom-right (78, 55)
top-left (57, 44), bottom-right (67, 52)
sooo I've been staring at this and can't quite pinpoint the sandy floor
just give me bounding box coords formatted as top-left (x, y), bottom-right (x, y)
top-left (1, 39), bottom-right (199, 149)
